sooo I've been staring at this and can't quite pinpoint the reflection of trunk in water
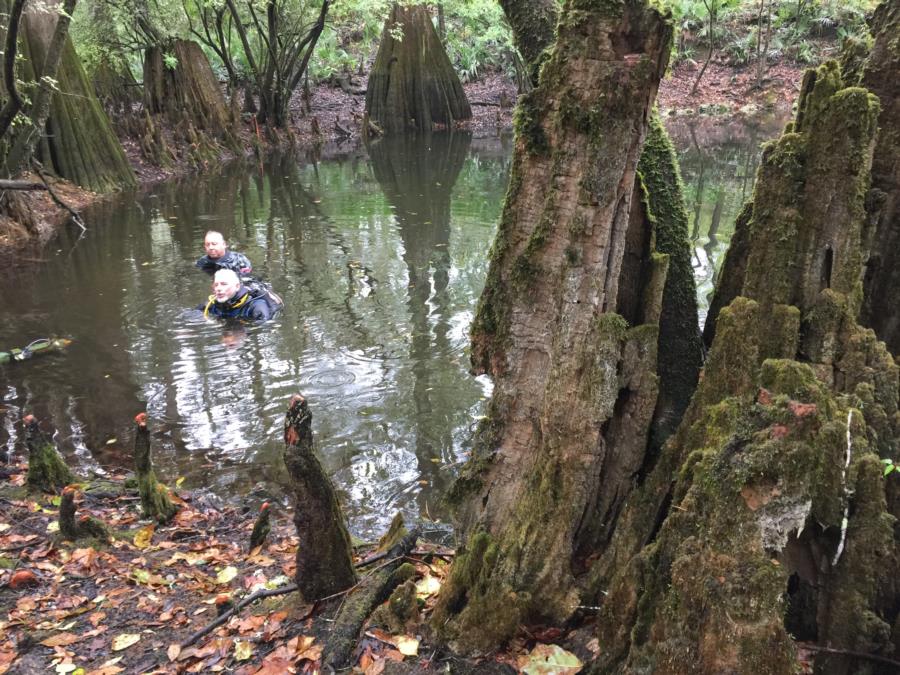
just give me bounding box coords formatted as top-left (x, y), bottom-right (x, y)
top-left (262, 154), bottom-right (387, 358)
top-left (368, 131), bottom-right (471, 505)
top-left (689, 123), bottom-right (707, 246)
top-left (704, 188), bottom-right (726, 294)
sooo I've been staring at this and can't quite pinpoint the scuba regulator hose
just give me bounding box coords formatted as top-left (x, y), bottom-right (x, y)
top-left (0, 337), bottom-right (73, 364)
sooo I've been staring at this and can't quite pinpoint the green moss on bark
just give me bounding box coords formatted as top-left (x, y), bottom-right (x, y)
top-left (24, 416), bottom-right (75, 493)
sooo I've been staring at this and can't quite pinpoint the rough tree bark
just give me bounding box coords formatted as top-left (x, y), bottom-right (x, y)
top-left (0, 0), bottom-right (27, 140)
top-left (365, 4), bottom-right (471, 134)
top-left (430, 0), bottom-right (673, 653)
top-left (24, 414), bottom-right (75, 492)
top-left (592, 57), bottom-right (898, 674)
top-left (857, 0), bottom-right (900, 355)
top-left (5, 0), bottom-right (135, 192)
top-left (282, 394), bottom-right (357, 601)
top-left (499, 0), bottom-right (702, 451)
top-left (143, 38), bottom-right (234, 142)
top-left (133, 413), bottom-right (179, 524)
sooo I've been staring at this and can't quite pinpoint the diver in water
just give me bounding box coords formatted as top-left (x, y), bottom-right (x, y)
top-left (195, 230), bottom-right (253, 275)
top-left (200, 269), bottom-right (283, 322)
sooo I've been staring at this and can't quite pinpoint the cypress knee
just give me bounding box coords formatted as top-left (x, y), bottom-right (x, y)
top-left (249, 502), bottom-right (271, 551)
top-left (282, 394), bottom-right (356, 601)
top-left (59, 486), bottom-right (112, 542)
top-left (133, 413), bottom-right (178, 524)
top-left (24, 414), bottom-right (75, 493)
top-left (59, 485), bottom-right (80, 539)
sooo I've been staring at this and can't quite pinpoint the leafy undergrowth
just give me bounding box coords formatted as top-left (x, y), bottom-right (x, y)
top-left (0, 465), bottom-right (595, 675)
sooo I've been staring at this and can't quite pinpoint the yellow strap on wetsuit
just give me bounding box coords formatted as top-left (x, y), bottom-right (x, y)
top-left (204, 291), bottom-right (251, 319)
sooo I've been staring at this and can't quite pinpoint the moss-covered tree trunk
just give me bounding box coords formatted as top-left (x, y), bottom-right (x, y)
top-left (592, 56), bottom-right (899, 674)
top-left (430, 0), bottom-right (673, 652)
top-left (8, 0), bottom-right (135, 192)
top-left (133, 413), bottom-right (179, 523)
top-left (24, 414), bottom-right (76, 493)
top-left (365, 4), bottom-right (471, 134)
top-left (858, 0), bottom-right (900, 355)
top-left (282, 394), bottom-right (357, 601)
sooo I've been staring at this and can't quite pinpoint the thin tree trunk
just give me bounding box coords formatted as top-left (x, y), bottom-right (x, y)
top-left (0, 0), bottom-right (27, 140)
top-left (4, 0), bottom-right (76, 176)
top-left (690, 0), bottom-right (715, 96)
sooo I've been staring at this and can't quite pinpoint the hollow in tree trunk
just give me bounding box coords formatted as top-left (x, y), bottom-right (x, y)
top-left (431, 0), bottom-right (673, 653)
top-left (365, 4), bottom-right (471, 134)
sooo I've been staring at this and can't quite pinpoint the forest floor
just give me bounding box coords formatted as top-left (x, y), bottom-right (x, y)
top-left (0, 460), bottom-right (594, 675)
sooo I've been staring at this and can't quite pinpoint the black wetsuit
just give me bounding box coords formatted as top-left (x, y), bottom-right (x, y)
top-left (195, 250), bottom-right (253, 275)
top-left (199, 285), bottom-right (283, 321)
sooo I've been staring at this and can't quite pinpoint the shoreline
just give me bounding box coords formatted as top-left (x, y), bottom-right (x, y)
top-left (0, 60), bottom-right (804, 257)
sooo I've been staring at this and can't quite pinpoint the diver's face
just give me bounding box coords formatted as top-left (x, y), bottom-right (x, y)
top-left (213, 276), bottom-right (240, 302)
top-left (204, 233), bottom-right (227, 259)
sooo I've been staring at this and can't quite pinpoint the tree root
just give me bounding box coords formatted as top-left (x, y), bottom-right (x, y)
top-left (322, 527), bottom-right (420, 671)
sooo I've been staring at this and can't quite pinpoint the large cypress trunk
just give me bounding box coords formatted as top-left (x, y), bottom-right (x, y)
top-left (365, 4), bottom-right (471, 134)
top-left (430, 0), bottom-right (673, 653)
top-left (14, 1), bottom-right (135, 192)
top-left (143, 38), bottom-right (236, 146)
top-left (858, 1), bottom-right (900, 354)
top-left (593, 54), bottom-right (899, 674)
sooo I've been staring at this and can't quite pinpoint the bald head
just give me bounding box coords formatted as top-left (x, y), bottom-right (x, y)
top-left (204, 230), bottom-right (228, 260)
top-left (213, 269), bottom-right (241, 302)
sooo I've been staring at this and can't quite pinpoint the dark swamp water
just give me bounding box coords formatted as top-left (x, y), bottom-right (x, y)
top-left (0, 116), bottom-right (786, 538)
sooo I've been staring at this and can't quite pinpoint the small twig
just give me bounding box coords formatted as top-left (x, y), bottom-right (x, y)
top-left (180, 583), bottom-right (298, 649)
top-left (804, 644), bottom-right (900, 669)
top-left (31, 160), bottom-right (86, 232)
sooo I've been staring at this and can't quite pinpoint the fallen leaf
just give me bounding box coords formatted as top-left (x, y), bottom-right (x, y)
top-left (167, 644), bottom-right (181, 662)
top-left (415, 575), bottom-right (441, 599)
top-left (518, 644), bottom-right (582, 675)
top-left (40, 633), bottom-right (80, 648)
top-left (216, 566), bottom-right (238, 584)
top-left (133, 524), bottom-right (155, 549)
top-left (111, 633), bottom-right (141, 651)
top-left (9, 570), bottom-right (38, 589)
top-left (389, 634), bottom-right (416, 657)
top-left (234, 641), bottom-right (253, 661)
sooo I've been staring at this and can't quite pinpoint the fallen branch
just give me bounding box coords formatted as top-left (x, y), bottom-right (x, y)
top-left (469, 100), bottom-right (501, 107)
top-left (0, 180), bottom-right (48, 191)
top-left (323, 527), bottom-right (420, 670)
top-left (32, 161), bottom-right (86, 232)
top-left (180, 583), bottom-right (298, 648)
top-left (803, 644), bottom-right (900, 669)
